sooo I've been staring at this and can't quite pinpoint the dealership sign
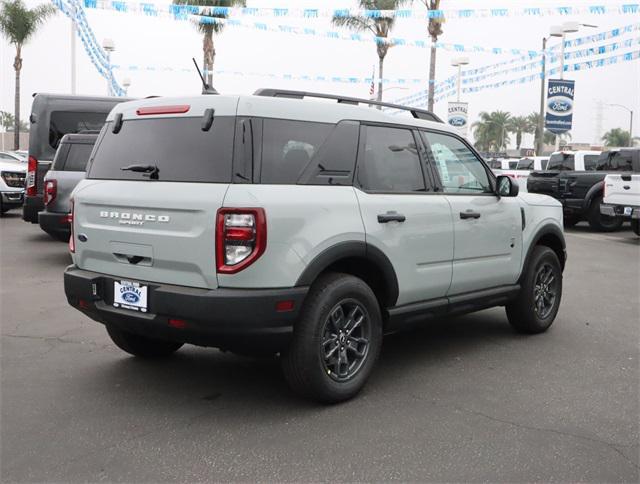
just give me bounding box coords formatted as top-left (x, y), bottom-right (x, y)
top-left (545, 79), bottom-right (575, 134)
top-left (448, 102), bottom-right (469, 136)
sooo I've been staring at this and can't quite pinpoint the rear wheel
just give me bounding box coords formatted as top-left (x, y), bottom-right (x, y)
top-left (106, 325), bottom-right (183, 358)
top-left (281, 273), bottom-right (382, 403)
top-left (588, 195), bottom-right (623, 232)
top-left (631, 219), bottom-right (640, 236)
top-left (506, 246), bottom-right (562, 334)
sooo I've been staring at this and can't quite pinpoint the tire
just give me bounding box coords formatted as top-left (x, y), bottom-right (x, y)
top-left (0, 200), bottom-right (8, 215)
top-left (506, 246), bottom-right (563, 334)
top-left (281, 273), bottom-right (383, 403)
top-left (631, 219), bottom-right (640, 236)
top-left (106, 325), bottom-right (183, 358)
top-left (588, 195), bottom-right (623, 232)
top-left (563, 215), bottom-right (579, 229)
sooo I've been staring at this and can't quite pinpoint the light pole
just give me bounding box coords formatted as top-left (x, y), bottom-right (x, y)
top-left (122, 77), bottom-right (131, 96)
top-left (102, 38), bottom-right (115, 96)
top-left (607, 104), bottom-right (634, 147)
top-left (451, 57), bottom-right (469, 102)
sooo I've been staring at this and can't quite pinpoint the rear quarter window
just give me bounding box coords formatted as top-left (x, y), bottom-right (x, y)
top-left (88, 116), bottom-right (235, 183)
top-left (62, 143), bottom-right (95, 171)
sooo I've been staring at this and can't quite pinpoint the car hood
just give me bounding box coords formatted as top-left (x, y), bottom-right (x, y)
top-left (519, 192), bottom-right (562, 207)
top-left (0, 160), bottom-right (26, 173)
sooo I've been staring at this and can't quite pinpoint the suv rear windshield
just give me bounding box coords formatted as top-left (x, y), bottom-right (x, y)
top-left (547, 153), bottom-right (574, 171)
top-left (53, 143), bottom-right (95, 171)
top-left (88, 116), bottom-right (235, 182)
top-left (596, 151), bottom-right (636, 172)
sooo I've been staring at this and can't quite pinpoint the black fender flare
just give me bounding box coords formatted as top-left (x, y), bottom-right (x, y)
top-left (296, 241), bottom-right (399, 307)
top-left (521, 224), bottom-right (567, 280)
top-left (583, 180), bottom-right (605, 211)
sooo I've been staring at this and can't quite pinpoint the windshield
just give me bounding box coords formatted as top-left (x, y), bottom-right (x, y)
top-left (88, 116), bottom-right (235, 182)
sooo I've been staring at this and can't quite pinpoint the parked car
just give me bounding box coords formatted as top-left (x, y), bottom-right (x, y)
top-left (487, 158), bottom-right (519, 172)
top-left (64, 90), bottom-right (566, 403)
top-left (525, 150), bottom-right (627, 230)
top-left (0, 151), bottom-right (24, 163)
top-left (0, 157), bottom-right (26, 214)
top-left (10, 150), bottom-right (28, 162)
top-left (498, 157), bottom-right (550, 194)
top-left (600, 150), bottom-right (640, 236)
top-left (23, 93), bottom-right (132, 224)
top-left (39, 133), bottom-right (97, 241)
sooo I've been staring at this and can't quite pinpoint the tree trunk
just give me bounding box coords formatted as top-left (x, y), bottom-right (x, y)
top-left (516, 131), bottom-right (522, 150)
top-left (202, 30), bottom-right (215, 88)
top-left (13, 46), bottom-right (22, 150)
top-left (377, 55), bottom-right (384, 107)
top-left (427, 39), bottom-right (437, 112)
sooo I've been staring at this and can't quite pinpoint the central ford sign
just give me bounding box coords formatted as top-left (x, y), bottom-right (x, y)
top-left (545, 79), bottom-right (575, 134)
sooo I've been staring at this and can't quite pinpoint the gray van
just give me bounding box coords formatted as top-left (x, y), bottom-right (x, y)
top-left (23, 94), bottom-right (131, 223)
top-left (39, 133), bottom-right (97, 241)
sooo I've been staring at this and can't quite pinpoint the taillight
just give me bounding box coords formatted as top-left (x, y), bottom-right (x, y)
top-left (68, 199), bottom-right (75, 253)
top-left (216, 208), bottom-right (266, 274)
top-left (26, 156), bottom-right (37, 196)
top-left (43, 179), bottom-right (57, 205)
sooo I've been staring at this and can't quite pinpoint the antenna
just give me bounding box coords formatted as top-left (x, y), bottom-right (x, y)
top-left (192, 58), bottom-right (218, 95)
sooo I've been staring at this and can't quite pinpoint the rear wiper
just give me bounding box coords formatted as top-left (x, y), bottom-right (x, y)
top-left (121, 164), bottom-right (159, 180)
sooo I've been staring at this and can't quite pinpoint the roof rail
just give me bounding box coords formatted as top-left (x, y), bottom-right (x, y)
top-left (253, 88), bottom-right (443, 123)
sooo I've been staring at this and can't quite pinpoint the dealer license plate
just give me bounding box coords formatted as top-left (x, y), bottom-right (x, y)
top-left (113, 280), bottom-right (148, 312)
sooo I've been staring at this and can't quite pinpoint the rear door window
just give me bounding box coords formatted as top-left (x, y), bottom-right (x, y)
top-left (49, 111), bottom-right (107, 150)
top-left (260, 119), bottom-right (332, 183)
top-left (547, 153), bottom-right (575, 171)
top-left (355, 126), bottom-right (426, 192)
top-left (584, 155), bottom-right (599, 171)
top-left (88, 116), bottom-right (235, 182)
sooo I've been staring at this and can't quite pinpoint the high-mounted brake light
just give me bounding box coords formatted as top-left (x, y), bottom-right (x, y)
top-left (136, 105), bottom-right (190, 116)
top-left (26, 155), bottom-right (37, 196)
top-left (43, 179), bottom-right (57, 206)
top-left (68, 199), bottom-right (75, 253)
top-left (216, 208), bottom-right (266, 274)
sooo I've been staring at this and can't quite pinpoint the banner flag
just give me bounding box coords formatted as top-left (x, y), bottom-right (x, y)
top-left (448, 102), bottom-right (469, 136)
top-left (545, 79), bottom-right (575, 134)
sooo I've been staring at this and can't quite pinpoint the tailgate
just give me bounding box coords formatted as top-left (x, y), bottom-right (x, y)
top-left (527, 171), bottom-right (560, 196)
top-left (604, 174), bottom-right (640, 206)
top-left (73, 180), bottom-right (228, 289)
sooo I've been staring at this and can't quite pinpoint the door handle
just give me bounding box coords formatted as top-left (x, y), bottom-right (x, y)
top-left (377, 212), bottom-right (406, 223)
top-left (460, 210), bottom-right (481, 220)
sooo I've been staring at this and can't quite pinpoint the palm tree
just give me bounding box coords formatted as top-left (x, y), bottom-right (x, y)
top-left (0, 0), bottom-right (54, 149)
top-left (172, 0), bottom-right (245, 89)
top-left (416, 0), bottom-right (444, 112)
top-left (472, 111), bottom-right (512, 151)
top-left (508, 115), bottom-right (534, 150)
top-left (0, 110), bottom-right (28, 132)
top-left (602, 128), bottom-right (638, 147)
top-left (543, 130), bottom-right (571, 146)
top-left (332, 0), bottom-right (409, 105)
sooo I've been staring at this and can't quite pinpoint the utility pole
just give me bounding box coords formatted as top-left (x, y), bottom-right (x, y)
top-left (537, 36), bottom-right (548, 156)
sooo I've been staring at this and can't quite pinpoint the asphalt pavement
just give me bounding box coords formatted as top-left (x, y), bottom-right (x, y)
top-left (1, 212), bottom-right (638, 482)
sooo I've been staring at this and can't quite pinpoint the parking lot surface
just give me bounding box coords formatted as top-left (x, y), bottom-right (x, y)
top-left (1, 213), bottom-right (638, 482)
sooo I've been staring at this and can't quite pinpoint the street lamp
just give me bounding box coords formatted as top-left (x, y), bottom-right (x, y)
top-left (451, 56), bottom-right (469, 102)
top-left (122, 77), bottom-right (131, 96)
top-left (607, 104), bottom-right (634, 147)
top-left (102, 38), bottom-right (115, 96)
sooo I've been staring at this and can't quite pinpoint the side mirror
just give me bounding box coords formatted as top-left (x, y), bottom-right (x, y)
top-left (496, 175), bottom-right (519, 197)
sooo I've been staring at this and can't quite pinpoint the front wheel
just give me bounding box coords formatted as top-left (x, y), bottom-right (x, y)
top-left (631, 219), bottom-right (640, 236)
top-left (106, 325), bottom-right (183, 358)
top-left (506, 246), bottom-right (563, 334)
top-left (281, 273), bottom-right (382, 403)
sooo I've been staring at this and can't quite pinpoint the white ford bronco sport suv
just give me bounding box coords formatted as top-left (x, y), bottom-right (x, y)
top-left (64, 90), bottom-right (567, 403)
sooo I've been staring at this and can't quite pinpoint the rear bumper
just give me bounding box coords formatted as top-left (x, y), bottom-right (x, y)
top-left (38, 210), bottom-right (70, 240)
top-left (22, 195), bottom-right (43, 223)
top-left (1, 190), bottom-right (24, 209)
top-left (601, 203), bottom-right (640, 219)
top-left (64, 266), bottom-right (308, 350)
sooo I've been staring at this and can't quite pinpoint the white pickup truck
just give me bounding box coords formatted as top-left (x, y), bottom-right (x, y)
top-left (602, 172), bottom-right (640, 236)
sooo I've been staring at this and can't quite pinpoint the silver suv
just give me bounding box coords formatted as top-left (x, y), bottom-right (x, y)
top-left (64, 90), bottom-right (567, 402)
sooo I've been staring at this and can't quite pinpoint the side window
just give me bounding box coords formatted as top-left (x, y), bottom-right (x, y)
top-left (64, 143), bottom-right (94, 171)
top-left (584, 155), bottom-right (599, 171)
top-left (422, 131), bottom-right (492, 194)
top-left (356, 126), bottom-right (426, 192)
top-left (547, 154), bottom-right (575, 171)
top-left (598, 151), bottom-right (633, 171)
top-left (260, 119), bottom-right (332, 184)
top-left (48, 111), bottom-right (108, 150)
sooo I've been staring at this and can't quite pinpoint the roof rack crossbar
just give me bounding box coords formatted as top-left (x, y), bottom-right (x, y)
top-left (253, 88), bottom-right (442, 123)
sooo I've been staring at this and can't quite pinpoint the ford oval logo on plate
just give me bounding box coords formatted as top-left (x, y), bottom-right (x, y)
top-left (122, 292), bottom-right (140, 304)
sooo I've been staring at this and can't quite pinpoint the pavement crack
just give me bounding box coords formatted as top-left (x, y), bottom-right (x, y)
top-left (2, 333), bottom-right (111, 351)
top-left (452, 404), bottom-right (639, 470)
